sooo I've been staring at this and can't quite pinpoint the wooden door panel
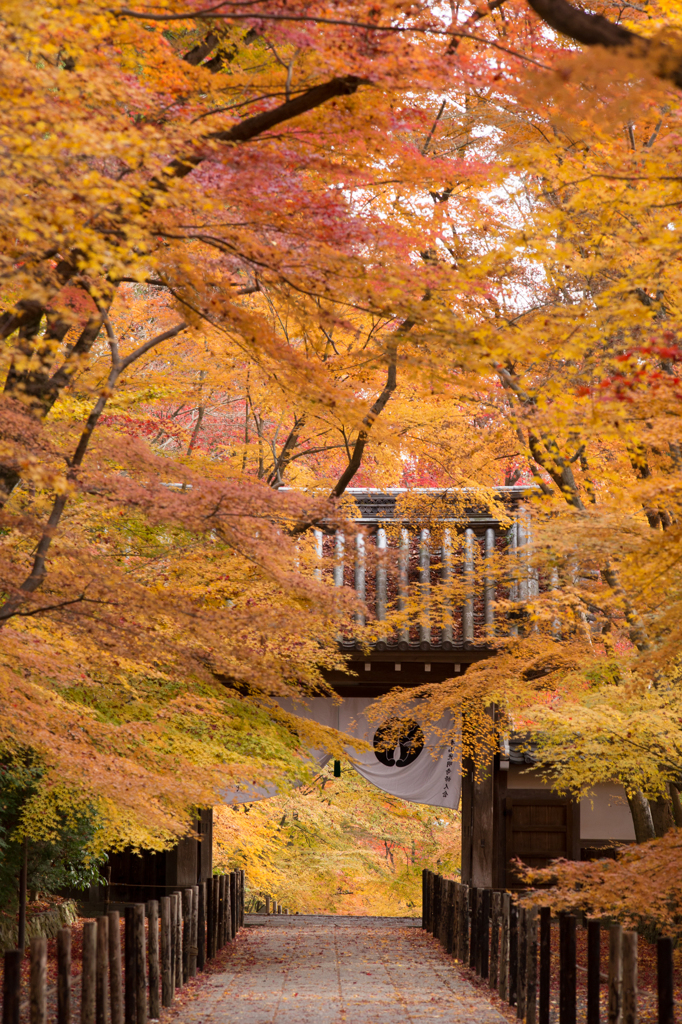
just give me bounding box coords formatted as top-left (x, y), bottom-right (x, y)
top-left (505, 795), bottom-right (576, 888)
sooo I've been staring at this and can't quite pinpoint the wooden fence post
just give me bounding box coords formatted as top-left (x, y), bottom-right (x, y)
top-left (427, 872), bottom-right (434, 935)
top-left (160, 898), bottom-right (172, 1008)
top-left (96, 914), bottom-right (109, 1024)
top-left (82, 921), bottom-right (98, 1024)
top-left (560, 914), bottom-right (577, 1024)
top-left (622, 932), bottom-right (637, 1024)
top-left (657, 937), bottom-right (674, 1024)
top-left (517, 907), bottom-right (527, 1020)
top-left (526, 907), bottom-right (538, 1024)
top-left (146, 901), bottom-right (159, 1021)
top-left (419, 868), bottom-right (425, 933)
top-left (173, 894), bottom-right (182, 991)
top-left (438, 877), bottom-right (447, 948)
top-left (499, 893), bottom-right (510, 1002)
top-left (461, 885), bottom-right (470, 968)
top-left (197, 882), bottom-right (206, 970)
top-left (239, 870), bottom-right (245, 928)
top-left (227, 876), bottom-right (233, 937)
top-left (469, 887), bottom-right (478, 970)
top-left (211, 878), bottom-right (219, 956)
top-left (124, 908), bottom-right (136, 1024)
top-left (587, 920), bottom-right (601, 1024)
top-left (205, 882), bottom-right (214, 960)
top-left (433, 875), bottom-right (441, 940)
top-left (490, 892), bottom-right (501, 990)
top-left (446, 881), bottom-right (456, 955)
top-left (481, 889), bottom-right (490, 980)
top-left (265, 895), bottom-right (271, 918)
top-left (30, 936), bottom-right (47, 1024)
top-left (609, 924), bottom-right (623, 1024)
top-left (182, 890), bottom-right (192, 984)
top-left (190, 885), bottom-right (199, 977)
top-left (107, 913), bottom-right (123, 1024)
top-left (539, 908), bottom-right (551, 1024)
top-left (168, 897), bottom-right (176, 996)
top-left (3, 949), bottom-right (22, 1024)
top-left (228, 873), bottom-right (235, 942)
top-left (509, 900), bottom-right (518, 1007)
top-left (58, 927), bottom-right (72, 1024)
top-left (216, 876), bottom-right (223, 948)
top-left (432, 872), bottom-right (437, 937)
top-left (450, 880), bottom-right (462, 958)
top-left (133, 904), bottom-right (147, 1024)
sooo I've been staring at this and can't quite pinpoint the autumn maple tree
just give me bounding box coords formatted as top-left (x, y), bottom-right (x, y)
top-left (2, 0), bottom-right (682, 926)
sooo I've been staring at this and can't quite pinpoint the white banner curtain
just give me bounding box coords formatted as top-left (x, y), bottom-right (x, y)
top-left (339, 697), bottom-right (461, 811)
top-left (222, 697), bottom-right (461, 810)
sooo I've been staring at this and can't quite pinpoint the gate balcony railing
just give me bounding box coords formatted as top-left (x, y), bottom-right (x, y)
top-left (313, 487), bottom-right (537, 654)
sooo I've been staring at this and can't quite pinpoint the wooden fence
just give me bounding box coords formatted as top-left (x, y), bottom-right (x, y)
top-left (422, 870), bottom-right (676, 1024)
top-left (2, 870), bottom-right (245, 1024)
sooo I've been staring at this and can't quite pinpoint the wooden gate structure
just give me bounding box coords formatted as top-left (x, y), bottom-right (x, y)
top-left (99, 485), bottom-right (631, 902)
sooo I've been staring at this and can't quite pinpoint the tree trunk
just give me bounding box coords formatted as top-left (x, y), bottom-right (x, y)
top-left (649, 794), bottom-right (675, 837)
top-left (627, 791), bottom-right (656, 842)
top-left (669, 783), bottom-right (682, 827)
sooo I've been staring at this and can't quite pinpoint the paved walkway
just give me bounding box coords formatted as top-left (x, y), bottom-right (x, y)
top-left (180, 915), bottom-right (507, 1024)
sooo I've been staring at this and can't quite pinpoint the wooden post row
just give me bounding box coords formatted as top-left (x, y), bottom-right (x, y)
top-left (539, 907), bottom-right (551, 1024)
top-left (227, 872), bottom-right (234, 943)
top-left (146, 901), bottom-right (160, 1020)
top-left (96, 915), bottom-right (108, 1024)
top-left (452, 882), bottom-right (459, 957)
top-left (622, 932), bottom-right (637, 1024)
top-left (480, 888), bottom-right (490, 980)
top-left (490, 892), bottom-right (500, 991)
top-left (469, 887), bottom-right (478, 971)
top-left (609, 923), bottom-right (622, 1024)
top-left (526, 907), bottom-right (538, 1024)
top-left (173, 893), bottom-right (182, 991)
top-left (560, 914), bottom-right (576, 1024)
top-left (217, 875), bottom-right (225, 949)
top-left (657, 937), bottom-right (675, 1024)
top-left (161, 897), bottom-right (172, 1008)
top-left (461, 884), bottom-right (470, 967)
top-left (517, 907), bottom-right (527, 1020)
top-left (3, 949), bottom-right (22, 1024)
top-left (587, 920), bottom-right (600, 1024)
top-left (124, 908), bottom-right (136, 1024)
top-left (82, 921), bottom-right (97, 1024)
top-left (499, 893), bottom-right (510, 1003)
top-left (182, 890), bottom-right (192, 984)
top-left (421, 869), bottom-right (428, 931)
top-left (212, 876), bottom-right (219, 956)
top-left (30, 937), bottom-right (47, 1024)
top-left (198, 881), bottom-right (206, 970)
top-left (440, 878), bottom-right (448, 950)
top-left (446, 881), bottom-right (455, 955)
top-left (58, 927), bottom-right (72, 1024)
top-left (433, 874), bottom-right (441, 939)
top-left (191, 885), bottom-right (199, 977)
top-left (108, 912), bottom-right (123, 1024)
top-left (509, 900), bottom-right (518, 1007)
top-left (133, 904), bottom-right (147, 1024)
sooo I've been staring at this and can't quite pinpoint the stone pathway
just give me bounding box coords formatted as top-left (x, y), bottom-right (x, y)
top-left (178, 915), bottom-right (508, 1024)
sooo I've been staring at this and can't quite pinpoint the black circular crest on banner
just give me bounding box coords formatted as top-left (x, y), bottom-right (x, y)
top-left (373, 719), bottom-right (425, 767)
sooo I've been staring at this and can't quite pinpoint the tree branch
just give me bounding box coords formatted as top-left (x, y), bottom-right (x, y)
top-left (330, 327), bottom-right (408, 500)
top-left (525, 0), bottom-right (682, 89)
top-left (0, 321), bottom-right (187, 623)
top-left (154, 75), bottom-right (365, 188)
